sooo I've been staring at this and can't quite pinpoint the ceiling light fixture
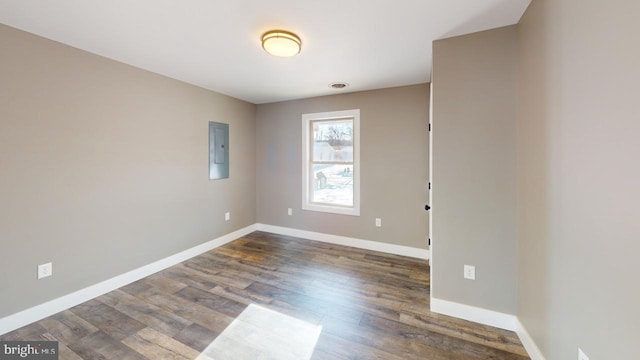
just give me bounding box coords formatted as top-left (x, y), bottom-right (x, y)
top-left (262, 30), bottom-right (301, 57)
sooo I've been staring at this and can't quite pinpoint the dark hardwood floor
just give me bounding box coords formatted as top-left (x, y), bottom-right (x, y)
top-left (1, 231), bottom-right (529, 359)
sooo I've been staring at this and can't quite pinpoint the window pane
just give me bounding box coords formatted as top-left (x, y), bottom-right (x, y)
top-left (312, 119), bottom-right (353, 162)
top-left (311, 164), bottom-right (353, 207)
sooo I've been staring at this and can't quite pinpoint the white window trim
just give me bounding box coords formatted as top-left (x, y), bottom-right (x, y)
top-left (302, 109), bottom-right (360, 216)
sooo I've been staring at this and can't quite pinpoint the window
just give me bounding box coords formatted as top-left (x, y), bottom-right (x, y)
top-left (302, 109), bottom-right (360, 216)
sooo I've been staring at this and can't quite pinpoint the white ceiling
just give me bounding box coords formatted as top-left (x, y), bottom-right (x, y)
top-left (0, 0), bottom-right (531, 104)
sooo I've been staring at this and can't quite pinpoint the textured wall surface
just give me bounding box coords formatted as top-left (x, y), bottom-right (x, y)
top-left (431, 26), bottom-right (518, 314)
top-left (517, 0), bottom-right (640, 358)
top-left (256, 85), bottom-right (430, 249)
top-left (0, 24), bottom-right (256, 317)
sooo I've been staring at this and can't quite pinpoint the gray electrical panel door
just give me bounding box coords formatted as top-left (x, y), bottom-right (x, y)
top-left (209, 121), bottom-right (229, 180)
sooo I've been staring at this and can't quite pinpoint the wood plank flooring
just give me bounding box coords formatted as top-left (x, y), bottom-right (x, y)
top-left (1, 231), bottom-right (529, 359)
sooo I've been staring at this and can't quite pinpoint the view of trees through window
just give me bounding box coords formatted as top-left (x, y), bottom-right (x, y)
top-left (310, 118), bottom-right (354, 207)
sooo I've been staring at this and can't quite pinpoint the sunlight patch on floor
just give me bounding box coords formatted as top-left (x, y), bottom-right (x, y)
top-left (196, 304), bottom-right (323, 360)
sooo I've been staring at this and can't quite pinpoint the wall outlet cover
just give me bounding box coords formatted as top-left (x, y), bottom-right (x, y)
top-left (38, 262), bottom-right (53, 279)
top-left (578, 348), bottom-right (589, 360)
top-left (375, 218), bottom-right (382, 227)
top-left (287, 208), bottom-right (292, 216)
top-left (464, 265), bottom-right (476, 280)
top-left (225, 212), bottom-right (230, 221)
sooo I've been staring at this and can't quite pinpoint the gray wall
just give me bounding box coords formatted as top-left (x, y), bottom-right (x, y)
top-left (517, 0), bottom-right (640, 358)
top-left (431, 26), bottom-right (518, 314)
top-left (0, 24), bottom-right (256, 318)
top-left (255, 85), bottom-right (430, 249)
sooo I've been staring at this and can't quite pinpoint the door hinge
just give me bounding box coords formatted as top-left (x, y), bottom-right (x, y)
top-left (428, 123), bottom-right (431, 132)
top-left (429, 182), bottom-right (431, 190)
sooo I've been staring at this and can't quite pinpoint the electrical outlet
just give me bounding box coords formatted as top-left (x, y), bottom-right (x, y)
top-left (287, 208), bottom-right (292, 216)
top-left (578, 348), bottom-right (589, 360)
top-left (38, 262), bottom-right (52, 279)
top-left (225, 212), bottom-right (230, 221)
top-left (375, 218), bottom-right (382, 227)
top-left (464, 265), bottom-right (475, 280)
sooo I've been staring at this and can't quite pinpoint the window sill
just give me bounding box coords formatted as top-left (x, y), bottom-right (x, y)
top-left (302, 203), bottom-right (360, 216)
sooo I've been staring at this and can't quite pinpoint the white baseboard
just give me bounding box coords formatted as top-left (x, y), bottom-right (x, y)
top-left (430, 297), bottom-right (517, 331)
top-left (256, 224), bottom-right (429, 260)
top-left (516, 319), bottom-right (546, 360)
top-left (430, 299), bottom-right (546, 359)
top-left (0, 224), bottom-right (257, 336)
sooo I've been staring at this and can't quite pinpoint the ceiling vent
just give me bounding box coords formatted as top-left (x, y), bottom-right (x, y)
top-left (330, 82), bottom-right (349, 89)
